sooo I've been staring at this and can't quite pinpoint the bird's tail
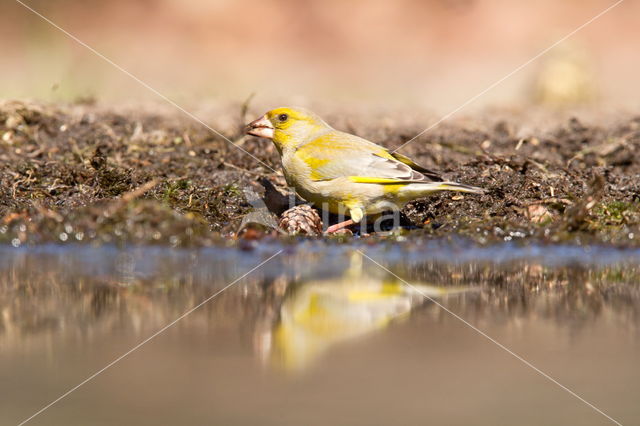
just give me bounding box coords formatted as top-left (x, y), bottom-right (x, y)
top-left (348, 176), bottom-right (486, 195)
top-left (430, 181), bottom-right (486, 194)
top-left (396, 180), bottom-right (485, 200)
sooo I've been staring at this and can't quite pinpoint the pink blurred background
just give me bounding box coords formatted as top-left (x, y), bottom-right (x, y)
top-left (1, 0), bottom-right (638, 113)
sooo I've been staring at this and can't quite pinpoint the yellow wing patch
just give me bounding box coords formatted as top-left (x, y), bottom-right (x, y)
top-left (347, 176), bottom-right (408, 184)
top-left (305, 157), bottom-right (331, 181)
top-left (347, 176), bottom-right (408, 195)
top-left (295, 148), bottom-right (331, 180)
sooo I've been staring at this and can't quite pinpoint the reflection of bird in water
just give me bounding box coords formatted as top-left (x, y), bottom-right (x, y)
top-left (257, 252), bottom-right (472, 371)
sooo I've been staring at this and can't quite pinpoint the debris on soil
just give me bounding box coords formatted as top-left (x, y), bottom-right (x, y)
top-left (526, 204), bottom-right (554, 224)
top-left (1, 99), bottom-right (640, 247)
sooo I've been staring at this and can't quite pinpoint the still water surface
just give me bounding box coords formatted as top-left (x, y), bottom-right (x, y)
top-left (1, 242), bottom-right (639, 425)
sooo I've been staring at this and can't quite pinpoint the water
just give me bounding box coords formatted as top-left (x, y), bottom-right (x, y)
top-left (1, 242), bottom-right (639, 425)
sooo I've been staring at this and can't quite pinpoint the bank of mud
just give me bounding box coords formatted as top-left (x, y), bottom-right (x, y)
top-left (1, 100), bottom-right (639, 247)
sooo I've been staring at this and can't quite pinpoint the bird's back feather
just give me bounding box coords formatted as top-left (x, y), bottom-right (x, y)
top-left (295, 131), bottom-right (441, 184)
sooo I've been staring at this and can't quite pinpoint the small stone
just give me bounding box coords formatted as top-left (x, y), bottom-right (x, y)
top-left (527, 204), bottom-right (553, 224)
top-left (237, 225), bottom-right (267, 241)
top-left (5, 115), bottom-right (22, 129)
top-left (331, 228), bottom-right (353, 236)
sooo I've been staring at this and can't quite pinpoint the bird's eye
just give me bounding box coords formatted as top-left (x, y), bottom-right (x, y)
top-left (278, 113), bottom-right (288, 122)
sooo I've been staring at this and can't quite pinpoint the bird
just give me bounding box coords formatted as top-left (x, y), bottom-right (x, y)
top-left (246, 107), bottom-right (484, 233)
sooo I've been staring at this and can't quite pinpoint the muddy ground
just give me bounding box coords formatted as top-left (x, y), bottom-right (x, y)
top-left (1, 99), bottom-right (639, 247)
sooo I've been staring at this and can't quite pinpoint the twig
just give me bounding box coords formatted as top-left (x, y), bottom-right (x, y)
top-left (235, 92), bottom-right (256, 145)
top-left (105, 179), bottom-right (159, 216)
top-left (526, 198), bottom-right (573, 207)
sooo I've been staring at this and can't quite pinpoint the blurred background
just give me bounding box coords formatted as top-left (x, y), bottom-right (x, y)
top-left (1, 0), bottom-right (638, 113)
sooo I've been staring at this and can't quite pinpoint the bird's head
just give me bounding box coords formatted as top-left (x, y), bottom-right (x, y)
top-left (246, 107), bottom-right (330, 152)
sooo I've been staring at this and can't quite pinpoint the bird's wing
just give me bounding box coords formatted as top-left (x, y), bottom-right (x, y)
top-left (389, 152), bottom-right (442, 181)
top-left (296, 131), bottom-right (442, 183)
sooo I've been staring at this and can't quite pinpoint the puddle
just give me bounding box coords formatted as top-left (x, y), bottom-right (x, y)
top-left (1, 242), bottom-right (639, 425)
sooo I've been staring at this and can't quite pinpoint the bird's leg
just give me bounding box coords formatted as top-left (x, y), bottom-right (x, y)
top-left (325, 206), bottom-right (363, 234)
top-left (325, 219), bottom-right (355, 234)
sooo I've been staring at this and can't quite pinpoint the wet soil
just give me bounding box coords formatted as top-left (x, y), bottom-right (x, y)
top-left (1, 99), bottom-right (639, 246)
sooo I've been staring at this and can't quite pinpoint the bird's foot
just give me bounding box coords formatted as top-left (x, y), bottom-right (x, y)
top-left (325, 219), bottom-right (355, 234)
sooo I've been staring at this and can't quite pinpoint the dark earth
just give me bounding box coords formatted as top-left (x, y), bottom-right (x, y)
top-left (1, 99), bottom-right (639, 247)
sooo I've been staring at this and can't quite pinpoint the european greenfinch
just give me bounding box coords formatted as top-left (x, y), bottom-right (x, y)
top-left (246, 107), bottom-right (484, 232)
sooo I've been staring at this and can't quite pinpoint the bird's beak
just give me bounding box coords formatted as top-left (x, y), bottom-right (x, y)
top-left (245, 115), bottom-right (274, 139)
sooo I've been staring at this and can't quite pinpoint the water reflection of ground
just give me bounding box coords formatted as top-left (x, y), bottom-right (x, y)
top-left (2, 244), bottom-right (639, 425)
top-left (2, 245), bottom-right (638, 365)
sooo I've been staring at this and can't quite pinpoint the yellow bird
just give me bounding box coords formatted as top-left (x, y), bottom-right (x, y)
top-left (246, 107), bottom-right (484, 233)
